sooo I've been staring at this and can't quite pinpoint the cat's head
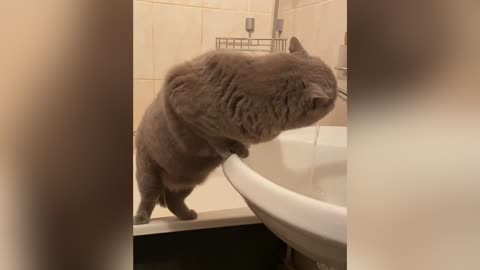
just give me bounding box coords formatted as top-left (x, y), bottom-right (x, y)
top-left (279, 37), bottom-right (338, 130)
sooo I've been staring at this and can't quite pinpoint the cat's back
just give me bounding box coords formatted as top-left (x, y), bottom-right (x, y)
top-left (164, 50), bottom-right (254, 87)
top-left (135, 85), bottom-right (222, 174)
top-left (135, 92), bottom-right (167, 153)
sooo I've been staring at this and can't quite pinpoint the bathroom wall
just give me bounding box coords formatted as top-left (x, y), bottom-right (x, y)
top-left (278, 0), bottom-right (347, 126)
top-left (134, 0), bottom-right (275, 131)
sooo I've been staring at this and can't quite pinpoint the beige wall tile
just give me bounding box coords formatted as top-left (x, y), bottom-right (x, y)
top-left (279, 0), bottom-right (331, 11)
top-left (249, 0), bottom-right (274, 14)
top-left (295, 0), bottom-right (329, 8)
top-left (202, 9), bottom-right (273, 52)
top-left (248, 13), bottom-right (273, 39)
top-left (294, 0), bottom-right (347, 68)
top-left (202, 9), bottom-right (247, 52)
top-left (278, 9), bottom-right (296, 41)
top-left (150, 0), bottom-right (202, 7)
top-left (134, 1), bottom-right (154, 79)
top-left (134, 80), bottom-right (155, 130)
top-left (279, 0), bottom-right (295, 11)
top-left (203, 0), bottom-right (248, 11)
top-left (153, 4), bottom-right (202, 79)
top-left (250, 13), bottom-right (273, 52)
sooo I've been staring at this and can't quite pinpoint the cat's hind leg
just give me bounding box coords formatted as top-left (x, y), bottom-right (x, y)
top-left (134, 151), bottom-right (164, 225)
top-left (164, 188), bottom-right (197, 220)
top-left (134, 176), bottom-right (163, 225)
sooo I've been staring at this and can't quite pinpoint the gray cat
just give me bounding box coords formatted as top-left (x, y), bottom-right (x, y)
top-left (134, 37), bottom-right (337, 224)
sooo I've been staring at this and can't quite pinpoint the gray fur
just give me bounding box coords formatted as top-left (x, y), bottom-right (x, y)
top-left (134, 37), bottom-right (337, 224)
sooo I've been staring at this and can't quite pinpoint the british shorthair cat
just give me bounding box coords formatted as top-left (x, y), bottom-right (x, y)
top-left (134, 37), bottom-right (337, 224)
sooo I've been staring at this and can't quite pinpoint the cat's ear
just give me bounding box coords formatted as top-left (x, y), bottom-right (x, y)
top-left (308, 84), bottom-right (330, 103)
top-left (289, 37), bottom-right (308, 57)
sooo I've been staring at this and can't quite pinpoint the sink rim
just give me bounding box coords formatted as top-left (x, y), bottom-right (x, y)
top-left (223, 126), bottom-right (347, 244)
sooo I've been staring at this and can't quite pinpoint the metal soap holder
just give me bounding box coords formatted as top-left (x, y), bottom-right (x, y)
top-left (216, 18), bottom-right (287, 53)
top-left (215, 37), bottom-right (287, 52)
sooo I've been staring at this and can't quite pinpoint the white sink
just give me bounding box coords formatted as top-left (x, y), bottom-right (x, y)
top-left (223, 126), bottom-right (346, 267)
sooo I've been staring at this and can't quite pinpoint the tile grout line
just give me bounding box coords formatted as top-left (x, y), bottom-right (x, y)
top-left (280, 0), bottom-right (335, 12)
top-left (135, 0), bottom-right (272, 14)
top-left (200, 0), bottom-right (204, 52)
top-left (151, 2), bottom-right (157, 91)
top-left (203, 7), bottom-right (270, 15)
top-left (134, 78), bottom-right (157, 80)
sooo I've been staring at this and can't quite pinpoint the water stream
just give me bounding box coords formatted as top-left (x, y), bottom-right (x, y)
top-left (309, 122), bottom-right (321, 191)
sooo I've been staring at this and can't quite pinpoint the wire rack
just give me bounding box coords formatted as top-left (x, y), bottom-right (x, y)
top-left (215, 37), bottom-right (288, 53)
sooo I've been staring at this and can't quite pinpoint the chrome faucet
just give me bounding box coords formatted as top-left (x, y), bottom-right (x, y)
top-left (335, 66), bottom-right (347, 102)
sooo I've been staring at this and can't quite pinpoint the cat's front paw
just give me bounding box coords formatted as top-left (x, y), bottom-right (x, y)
top-left (229, 142), bottom-right (249, 158)
top-left (133, 215), bottom-right (151, 225)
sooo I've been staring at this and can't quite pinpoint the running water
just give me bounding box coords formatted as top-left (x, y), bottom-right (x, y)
top-left (309, 122), bottom-right (321, 187)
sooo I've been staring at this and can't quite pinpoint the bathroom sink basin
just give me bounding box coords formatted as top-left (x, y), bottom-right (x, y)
top-left (223, 126), bottom-right (346, 266)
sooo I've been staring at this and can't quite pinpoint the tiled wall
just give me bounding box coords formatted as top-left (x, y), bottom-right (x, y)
top-left (279, 0), bottom-right (347, 126)
top-left (134, 0), bottom-right (346, 130)
top-left (133, 0), bottom-right (275, 131)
